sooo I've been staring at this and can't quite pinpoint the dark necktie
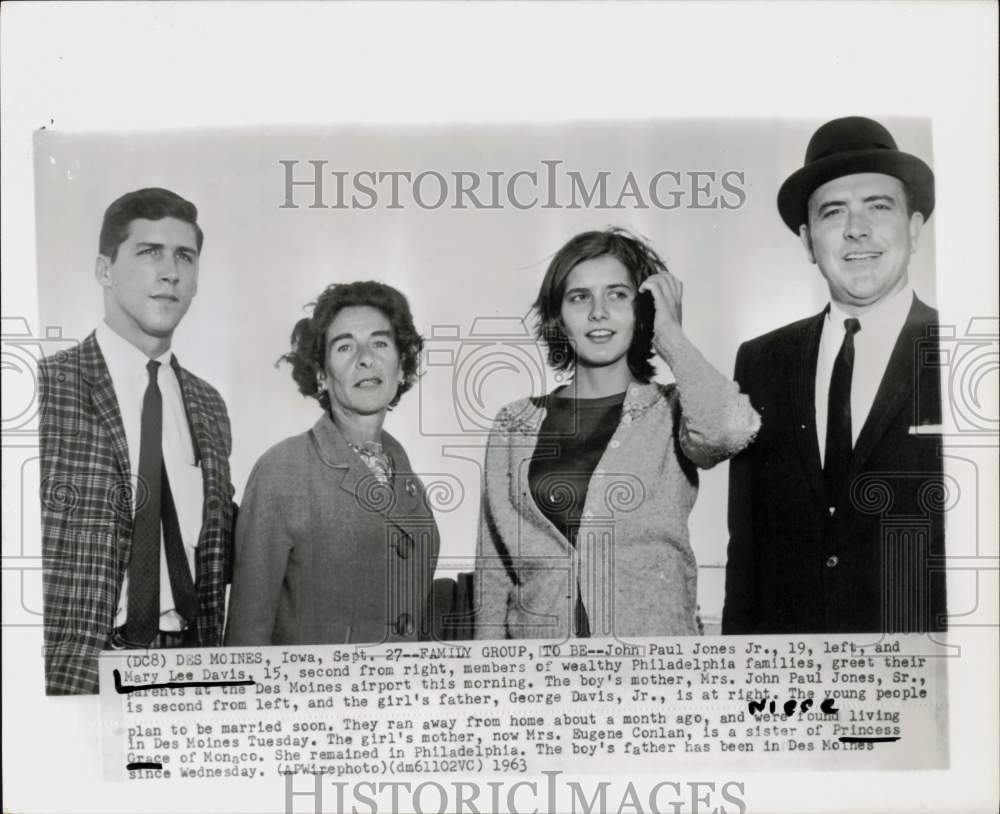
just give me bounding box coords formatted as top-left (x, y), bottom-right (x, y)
top-left (824, 317), bottom-right (862, 503)
top-left (124, 360), bottom-right (164, 644)
top-left (124, 360), bottom-right (199, 645)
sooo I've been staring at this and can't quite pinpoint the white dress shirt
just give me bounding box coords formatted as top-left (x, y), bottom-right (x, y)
top-left (95, 322), bottom-right (204, 631)
top-left (815, 286), bottom-right (914, 466)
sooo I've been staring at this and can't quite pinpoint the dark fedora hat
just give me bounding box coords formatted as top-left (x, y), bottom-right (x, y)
top-left (777, 116), bottom-right (935, 233)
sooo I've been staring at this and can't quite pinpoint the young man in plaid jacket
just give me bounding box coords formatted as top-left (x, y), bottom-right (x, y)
top-left (39, 188), bottom-right (235, 694)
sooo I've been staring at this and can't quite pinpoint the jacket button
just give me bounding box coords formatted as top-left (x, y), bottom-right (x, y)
top-left (405, 480), bottom-right (417, 497)
top-left (394, 613), bottom-right (413, 636)
top-left (826, 555), bottom-right (839, 568)
top-left (609, 440), bottom-right (620, 449)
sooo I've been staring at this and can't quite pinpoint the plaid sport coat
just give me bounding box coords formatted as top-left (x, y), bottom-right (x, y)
top-left (39, 331), bottom-right (235, 695)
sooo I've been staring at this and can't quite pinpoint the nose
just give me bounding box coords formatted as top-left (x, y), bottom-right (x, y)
top-left (588, 297), bottom-right (608, 321)
top-left (157, 256), bottom-right (180, 283)
top-left (844, 207), bottom-right (872, 241)
top-left (356, 347), bottom-right (375, 368)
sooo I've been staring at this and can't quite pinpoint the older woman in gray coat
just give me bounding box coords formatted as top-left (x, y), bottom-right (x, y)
top-left (225, 281), bottom-right (439, 646)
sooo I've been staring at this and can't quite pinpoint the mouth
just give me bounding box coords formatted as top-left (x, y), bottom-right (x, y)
top-left (354, 377), bottom-right (384, 389)
top-left (150, 294), bottom-right (180, 303)
top-left (585, 329), bottom-right (616, 342)
top-left (843, 251), bottom-right (882, 263)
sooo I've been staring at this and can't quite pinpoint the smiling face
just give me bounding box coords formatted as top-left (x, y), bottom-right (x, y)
top-left (96, 217), bottom-right (199, 354)
top-left (320, 305), bottom-right (403, 421)
top-left (800, 172), bottom-right (923, 315)
top-left (559, 255), bottom-right (637, 372)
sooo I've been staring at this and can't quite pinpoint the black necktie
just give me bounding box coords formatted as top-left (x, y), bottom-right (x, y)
top-left (125, 360), bottom-right (199, 645)
top-left (825, 317), bottom-right (862, 503)
top-left (125, 360), bottom-right (164, 644)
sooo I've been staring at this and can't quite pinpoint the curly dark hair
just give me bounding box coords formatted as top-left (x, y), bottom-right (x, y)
top-left (533, 227), bottom-right (665, 383)
top-left (280, 281), bottom-right (424, 411)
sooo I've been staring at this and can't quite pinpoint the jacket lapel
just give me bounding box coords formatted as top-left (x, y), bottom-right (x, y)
top-left (79, 333), bottom-right (132, 488)
top-left (309, 414), bottom-right (419, 532)
top-left (847, 295), bottom-right (931, 481)
top-left (790, 310), bottom-right (827, 509)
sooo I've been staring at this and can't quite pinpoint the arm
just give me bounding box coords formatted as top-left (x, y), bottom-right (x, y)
top-left (721, 342), bottom-right (760, 634)
top-left (640, 273), bottom-right (760, 469)
top-left (472, 420), bottom-right (516, 641)
top-left (223, 453), bottom-right (293, 646)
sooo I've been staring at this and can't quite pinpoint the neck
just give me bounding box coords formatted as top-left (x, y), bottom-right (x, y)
top-left (104, 315), bottom-right (170, 359)
top-left (329, 405), bottom-right (385, 444)
top-left (832, 279), bottom-right (909, 317)
top-left (566, 361), bottom-right (636, 399)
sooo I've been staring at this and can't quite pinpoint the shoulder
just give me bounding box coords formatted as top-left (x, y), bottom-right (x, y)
top-left (738, 313), bottom-right (820, 358)
top-left (910, 295), bottom-right (939, 326)
top-left (39, 333), bottom-right (90, 381)
top-left (489, 396), bottom-right (544, 437)
top-left (175, 364), bottom-right (229, 416)
top-left (249, 431), bottom-right (315, 486)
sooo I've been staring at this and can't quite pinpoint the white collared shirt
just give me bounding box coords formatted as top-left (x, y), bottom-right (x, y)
top-left (95, 321), bottom-right (204, 631)
top-left (815, 286), bottom-right (914, 466)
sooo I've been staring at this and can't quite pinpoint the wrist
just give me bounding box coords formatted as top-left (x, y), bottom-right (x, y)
top-left (653, 322), bottom-right (686, 358)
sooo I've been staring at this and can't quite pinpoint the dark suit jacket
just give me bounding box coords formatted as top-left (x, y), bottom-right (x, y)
top-left (224, 414), bottom-right (440, 646)
top-left (722, 295), bottom-right (946, 634)
top-left (39, 332), bottom-right (235, 694)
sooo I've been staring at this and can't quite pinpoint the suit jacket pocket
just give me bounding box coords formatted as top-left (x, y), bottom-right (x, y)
top-left (65, 526), bottom-right (117, 636)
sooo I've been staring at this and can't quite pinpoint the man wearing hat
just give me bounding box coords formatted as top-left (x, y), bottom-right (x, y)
top-left (722, 117), bottom-right (946, 634)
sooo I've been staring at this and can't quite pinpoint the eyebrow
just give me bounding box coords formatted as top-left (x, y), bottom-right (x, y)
top-left (564, 282), bottom-right (635, 295)
top-left (328, 329), bottom-right (393, 345)
top-left (815, 194), bottom-right (897, 215)
top-left (135, 241), bottom-right (198, 255)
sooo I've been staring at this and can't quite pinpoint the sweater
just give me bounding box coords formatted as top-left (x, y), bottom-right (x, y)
top-left (474, 334), bottom-right (760, 639)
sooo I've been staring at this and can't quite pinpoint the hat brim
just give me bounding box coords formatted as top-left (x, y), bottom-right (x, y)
top-left (777, 149), bottom-right (935, 233)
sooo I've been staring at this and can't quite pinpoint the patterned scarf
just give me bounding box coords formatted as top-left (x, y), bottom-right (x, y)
top-left (348, 439), bottom-right (394, 485)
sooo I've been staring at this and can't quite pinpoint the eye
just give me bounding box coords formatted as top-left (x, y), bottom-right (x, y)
top-left (567, 292), bottom-right (589, 304)
top-left (177, 252), bottom-right (195, 264)
top-left (820, 207), bottom-right (843, 220)
top-left (609, 289), bottom-right (630, 300)
top-left (336, 342), bottom-right (353, 353)
top-left (372, 339), bottom-right (390, 349)
top-left (871, 202), bottom-right (892, 211)
top-left (139, 247), bottom-right (160, 256)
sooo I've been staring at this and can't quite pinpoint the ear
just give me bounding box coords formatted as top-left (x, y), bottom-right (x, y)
top-left (95, 255), bottom-right (112, 288)
top-left (798, 224), bottom-right (816, 264)
top-left (907, 211), bottom-right (925, 254)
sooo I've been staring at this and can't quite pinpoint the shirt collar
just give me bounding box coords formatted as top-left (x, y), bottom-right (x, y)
top-left (95, 320), bottom-right (173, 381)
top-left (827, 284), bottom-right (914, 335)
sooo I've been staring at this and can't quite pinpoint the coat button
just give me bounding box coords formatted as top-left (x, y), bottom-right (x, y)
top-left (394, 613), bottom-right (414, 636)
top-left (826, 555), bottom-right (839, 568)
top-left (405, 480), bottom-right (417, 497)
top-left (393, 536), bottom-right (413, 559)
top-left (609, 440), bottom-right (620, 449)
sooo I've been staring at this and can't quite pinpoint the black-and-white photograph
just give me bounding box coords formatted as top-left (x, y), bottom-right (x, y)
top-left (32, 115), bottom-right (945, 687)
top-left (3, 3), bottom-right (997, 814)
